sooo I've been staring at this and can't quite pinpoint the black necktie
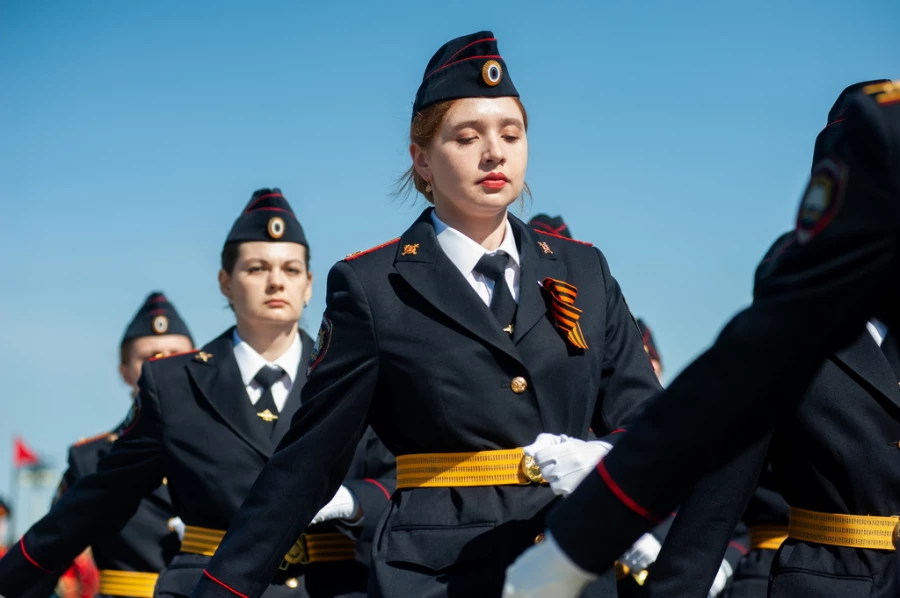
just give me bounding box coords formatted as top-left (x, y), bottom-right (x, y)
top-left (253, 366), bottom-right (285, 429)
top-left (474, 252), bottom-right (517, 333)
top-left (881, 331), bottom-right (900, 381)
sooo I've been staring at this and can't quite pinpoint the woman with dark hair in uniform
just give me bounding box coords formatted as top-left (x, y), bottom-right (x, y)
top-left (0, 189), bottom-right (395, 598)
top-left (191, 32), bottom-right (660, 598)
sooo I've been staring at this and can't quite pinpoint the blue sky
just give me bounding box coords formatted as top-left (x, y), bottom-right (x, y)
top-left (1, 0), bottom-right (898, 532)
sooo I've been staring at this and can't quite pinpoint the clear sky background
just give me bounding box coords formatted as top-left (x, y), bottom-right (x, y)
top-left (1, 0), bottom-right (898, 533)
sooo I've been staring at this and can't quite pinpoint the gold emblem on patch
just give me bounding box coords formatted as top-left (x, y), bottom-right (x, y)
top-left (257, 409), bottom-right (278, 423)
top-left (402, 243), bottom-right (419, 256)
top-left (152, 315), bottom-right (169, 334)
top-left (267, 216), bottom-right (286, 239)
top-left (538, 241), bottom-right (553, 255)
top-left (482, 60), bottom-right (502, 87)
top-left (520, 454), bottom-right (544, 484)
top-left (195, 351), bottom-right (213, 363)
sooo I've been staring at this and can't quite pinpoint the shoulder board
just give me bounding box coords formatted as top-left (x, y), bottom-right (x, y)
top-left (534, 229), bottom-right (593, 246)
top-left (149, 349), bottom-right (199, 362)
top-left (344, 237), bottom-right (400, 262)
top-left (74, 431), bottom-right (113, 447)
top-left (863, 79), bottom-right (900, 106)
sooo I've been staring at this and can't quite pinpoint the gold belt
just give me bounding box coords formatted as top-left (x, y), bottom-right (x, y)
top-left (789, 507), bottom-right (900, 551)
top-left (396, 448), bottom-right (545, 488)
top-left (98, 570), bottom-right (159, 598)
top-left (181, 525), bottom-right (356, 565)
top-left (749, 525), bottom-right (789, 550)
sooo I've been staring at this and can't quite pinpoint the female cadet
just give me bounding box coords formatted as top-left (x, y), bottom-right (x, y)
top-left (0, 189), bottom-right (395, 598)
top-left (31, 292), bottom-right (194, 598)
top-left (192, 32), bottom-right (661, 598)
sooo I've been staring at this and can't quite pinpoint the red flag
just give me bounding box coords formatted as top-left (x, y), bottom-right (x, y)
top-left (13, 436), bottom-right (40, 469)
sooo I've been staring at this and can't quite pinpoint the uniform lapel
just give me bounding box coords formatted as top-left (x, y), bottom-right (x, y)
top-left (272, 330), bottom-right (313, 444)
top-left (510, 215), bottom-right (567, 344)
top-left (186, 330), bottom-right (274, 457)
top-left (832, 327), bottom-right (900, 412)
top-left (393, 209), bottom-right (522, 364)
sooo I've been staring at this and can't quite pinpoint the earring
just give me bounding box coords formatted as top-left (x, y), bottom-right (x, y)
top-left (425, 182), bottom-right (432, 193)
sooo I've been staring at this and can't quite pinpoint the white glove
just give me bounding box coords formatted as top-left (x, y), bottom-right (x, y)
top-left (618, 533), bottom-right (662, 573)
top-left (503, 531), bottom-right (597, 598)
top-left (309, 485), bottom-right (361, 525)
top-left (523, 433), bottom-right (613, 497)
top-left (167, 517), bottom-right (185, 541)
top-left (708, 559), bottom-right (733, 598)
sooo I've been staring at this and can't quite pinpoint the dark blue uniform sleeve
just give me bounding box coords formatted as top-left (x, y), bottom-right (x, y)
top-left (546, 91), bottom-right (900, 573)
top-left (643, 436), bottom-right (769, 597)
top-left (592, 249), bottom-right (662, 436)
top-left (342, 427), bottom-right (396, 542)
top-left (0, 368), bottom-right (165, 596)
top-left (194, 261), bottom-right (380, 598)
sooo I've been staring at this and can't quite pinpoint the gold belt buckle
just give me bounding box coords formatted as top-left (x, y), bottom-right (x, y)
top-left (280, 534), bottom-right (309, 570)
top-left (520, 454), bottom-right (544, 484)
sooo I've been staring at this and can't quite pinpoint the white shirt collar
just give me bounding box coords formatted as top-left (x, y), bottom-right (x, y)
top-left (232, 328), bottom-right (301, 386)
top-left (431, 211), bottom-right (520, 276)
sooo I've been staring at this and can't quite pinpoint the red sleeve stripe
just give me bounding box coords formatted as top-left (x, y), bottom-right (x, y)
top-left (19, 538), bottom-right (53, 573)
top-left (596, 460), bottom-right (663, 523)
top-left (609, 428), bottom-right (627, 435)
top-left (203, 570), bottom-right (250, 598)
top-left (364, 478), bottom-right (391, 500)
top-left (728, 540), bottom-right (749, 555)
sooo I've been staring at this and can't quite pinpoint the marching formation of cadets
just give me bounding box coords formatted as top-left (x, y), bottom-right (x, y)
top-left (0, 29), bottom-right (897, 598)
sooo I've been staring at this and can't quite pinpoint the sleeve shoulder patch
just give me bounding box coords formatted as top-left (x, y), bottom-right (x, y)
top-left (534, 229), bottom-right (594, 246)
top-left (344, 238), bottom-right (401, 261)
top-left (307, 316), bottom-right (333, 376)
top-left (795, 157), bottom-right (846, 244)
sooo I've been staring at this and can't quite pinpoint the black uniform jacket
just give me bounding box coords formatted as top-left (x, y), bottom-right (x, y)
top-left (192, 210), bottom-right (662, 598)
top-left (546, 89), bottom-right (900, 578)
top-left (642, 326), bottom-right (900, 597)
top-left (728, 469), bottom-right (790, 598)
top-left (0, 329), bottom-right (395, 598)
top-left (20, 428), bottom-right (179, 598)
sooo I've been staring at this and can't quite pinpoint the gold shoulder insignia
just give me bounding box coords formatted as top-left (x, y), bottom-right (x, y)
top-left (149, 349), bottom-right (199, 362)
top-left (74, 432), bottom-right (110, 447)
top-left (863, 80), bottom-right (900, 106)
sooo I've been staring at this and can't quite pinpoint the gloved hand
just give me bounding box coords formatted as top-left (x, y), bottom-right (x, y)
top-left (167, 517), bottom-right (185, 541)
top-left (503, 531), bottom-right (597, 598)
top-left (708, 558), bottom-right (733, 598)
top-left (310, 485), bottom-right (361, 525)
top-left (523, 433), bottom-right (613, 497)
top-left (618, 532), bottom-right (662, 573)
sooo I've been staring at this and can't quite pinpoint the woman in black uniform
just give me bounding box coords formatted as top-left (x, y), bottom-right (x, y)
top-left (0, 189), bottom-right (395, 598)
top-left (192, 32), bottom-right (660, 598)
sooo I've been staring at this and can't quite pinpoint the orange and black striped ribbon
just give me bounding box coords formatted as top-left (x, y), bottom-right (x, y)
top-left (542, 277), bottom-right (589, 349)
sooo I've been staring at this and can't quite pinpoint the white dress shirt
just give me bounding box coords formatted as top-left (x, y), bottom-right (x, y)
top-left (232, 329), bottom-right (301, 412)
top-left (431, 211), bottom-right (521, 306)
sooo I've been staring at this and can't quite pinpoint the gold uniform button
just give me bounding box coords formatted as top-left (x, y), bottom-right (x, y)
top-left (534, 533), bottom-right (546, 545)
top-left (510, 377), bottom-right (528, 394)
top-left (286, 578), bottom-right (299, 589)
